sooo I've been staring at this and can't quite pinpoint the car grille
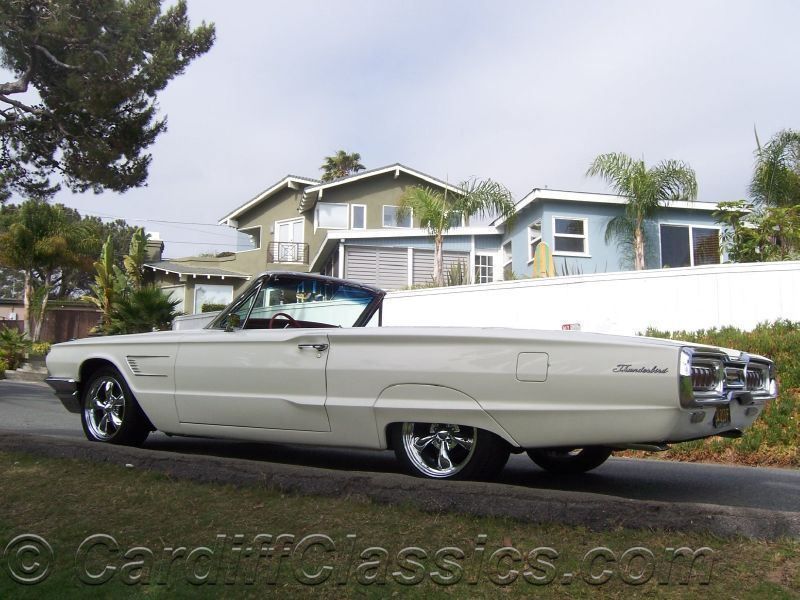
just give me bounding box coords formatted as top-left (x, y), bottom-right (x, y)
top-left (691, 364), bottom-right (719, 391)
top-left (691, 354), bottom-right (771, 396)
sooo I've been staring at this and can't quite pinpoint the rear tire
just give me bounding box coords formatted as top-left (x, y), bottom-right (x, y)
top-left (527, 446), bottom-right (612, 474)
top-left (392, 422), bottom-right (509, 480)
top-left (81, 367), bottom-right (150, 446)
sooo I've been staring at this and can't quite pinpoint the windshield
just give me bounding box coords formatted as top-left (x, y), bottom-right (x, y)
top-left (208, 275), bottom-right (380, 330)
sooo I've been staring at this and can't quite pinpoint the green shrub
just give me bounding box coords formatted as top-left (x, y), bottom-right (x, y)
top-left (444, 262), bottom-right (469, 287)
top-left (0, 328), bottom-right (31, 370)
top-left (201, 303), bottom-right (227, 313)
top-left (0, 358), bottom-right (6, 379)
top-left (30, 341), bottom-right (52, 357)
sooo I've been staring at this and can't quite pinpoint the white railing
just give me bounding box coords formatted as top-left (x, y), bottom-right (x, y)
top-left (382, 261), bottom-right (800, 335)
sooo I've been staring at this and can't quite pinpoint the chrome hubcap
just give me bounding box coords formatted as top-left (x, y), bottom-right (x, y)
top-left (85, 376), bottom-right (125, 440)
top-left (401, 423), bottom-right (476, 478)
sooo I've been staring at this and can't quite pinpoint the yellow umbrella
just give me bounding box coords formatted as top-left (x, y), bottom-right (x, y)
top-left (532, 241), bottom-right (555, 278)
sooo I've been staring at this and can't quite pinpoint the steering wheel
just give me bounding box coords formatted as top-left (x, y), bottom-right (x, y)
top-left (268, 312), bottom-right (299, 329)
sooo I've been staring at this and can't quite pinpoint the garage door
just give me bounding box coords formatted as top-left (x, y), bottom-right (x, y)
top-left (345, 246), bottom-right (408, 290)
top-left (412, 250), bottom-right (470, 286)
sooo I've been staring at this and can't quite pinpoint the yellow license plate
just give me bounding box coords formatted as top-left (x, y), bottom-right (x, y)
top-left (713, 406), bottom-right (731, 428)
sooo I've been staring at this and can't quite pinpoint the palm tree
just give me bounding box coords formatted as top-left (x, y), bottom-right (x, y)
top-left (586, 153), bottom-right (698, 270)
top-left (399, 178), bottom-right (515, 286)
top-left (320, 150), bottom-right (365, 182)
top-left (750, 128), bottom-right (800, 208)
top-left (107, 286), bottom-right (182, 334)
top-left (82, 235), bottom-right (128, 332)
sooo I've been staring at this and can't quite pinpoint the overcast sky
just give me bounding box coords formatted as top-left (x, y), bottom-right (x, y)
top-left (18, 0), bottom-right (800, 257)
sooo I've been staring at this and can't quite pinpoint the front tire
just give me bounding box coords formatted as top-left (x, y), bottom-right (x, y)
top-left (527, 446), bottom-right (612, 474)
top-left (392, 422), bottom-right (509, 480)
top-left (81, 367), bottom-right (150, 446)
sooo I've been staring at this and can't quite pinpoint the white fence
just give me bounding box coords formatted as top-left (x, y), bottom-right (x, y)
top-left (383, 261), bottom-right (800, 335)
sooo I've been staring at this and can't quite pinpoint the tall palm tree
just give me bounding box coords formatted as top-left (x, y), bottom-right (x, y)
top-left (586, 153), bottom-right (698, 270)
top-left (399, 178), bottom-right (515, 286)
top-left (750, 128), bottom-right (800, 208)
top-left (320, 150), bottom-right (365, 182)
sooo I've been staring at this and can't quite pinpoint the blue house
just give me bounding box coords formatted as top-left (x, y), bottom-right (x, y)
top-left (495, 188), bottom-right (723, 278)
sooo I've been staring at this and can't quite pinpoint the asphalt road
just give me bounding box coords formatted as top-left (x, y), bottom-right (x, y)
top-left (2, 379), bottom-right (799, 513)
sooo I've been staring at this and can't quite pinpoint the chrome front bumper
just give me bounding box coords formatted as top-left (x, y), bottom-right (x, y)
top-left (45, 377), bottom-right (81, 413)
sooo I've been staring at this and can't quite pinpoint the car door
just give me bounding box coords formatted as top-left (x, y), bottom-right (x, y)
top-left (172, 328), bottom-right (331, 431)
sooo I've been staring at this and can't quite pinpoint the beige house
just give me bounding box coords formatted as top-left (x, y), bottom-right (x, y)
top-left (145, 164), bottom-right (502, 314)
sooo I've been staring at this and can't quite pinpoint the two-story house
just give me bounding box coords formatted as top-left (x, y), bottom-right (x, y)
top-left (144, 163), bottom-right (724, 314)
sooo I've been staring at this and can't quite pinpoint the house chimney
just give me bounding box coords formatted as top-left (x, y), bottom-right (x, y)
top-left (145, 232), bottom-right (164, 262)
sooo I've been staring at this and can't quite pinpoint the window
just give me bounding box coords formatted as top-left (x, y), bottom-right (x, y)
top-left (383, 205), bottom-right (412, 228)
top-left (447, 211), bottom-right (464, 228)
top-left (193, 284), bottom-right (233, 314)
top-left (552, 217), bottom-right (588, 254)
top-left (474, 255), bottom-right (494, 284)
top-left (316, 203), bottom-right (349, 229)
top-left (273, 218), bottom-right (305, 263)
top-left (527, 222), bottom-right (542, 262)
top-left (693, 227), bottom-right (721, 265)
top-left (236, 226), bottom-right (261, 251)
top-left (660, 225), bottom-right (720, 268)
top-left (351, 204), bottom-right (366, 229)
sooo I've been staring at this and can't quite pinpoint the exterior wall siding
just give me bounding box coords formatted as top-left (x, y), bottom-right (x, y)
top-left (308, 172), bottom-right (439, 254)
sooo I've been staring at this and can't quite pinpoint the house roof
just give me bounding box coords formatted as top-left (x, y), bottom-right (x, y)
top-left (299, 163), bottom-right (463, 212)
top-left (307, 226), bottom-right (502, 272)
top-left (490, 188), bottom-right (720, 226)
top-left (145, 261), bottom-right (251, 280)
top-left (218, 175), bottom-right (320, 226)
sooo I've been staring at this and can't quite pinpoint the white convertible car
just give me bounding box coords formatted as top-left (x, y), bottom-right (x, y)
top-left (46, 272), bottom-right (777, 479)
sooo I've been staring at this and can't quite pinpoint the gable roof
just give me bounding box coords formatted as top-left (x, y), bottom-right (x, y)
top-left (298, 163), bottom-right (463, 212)
top-left (218, 175), bottom-right (320, 226)
top-left (490, 188), bottom-right (720, 226)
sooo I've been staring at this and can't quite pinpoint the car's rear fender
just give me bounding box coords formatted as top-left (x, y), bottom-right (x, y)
top-left (372, 384), bottom-right (520, 449)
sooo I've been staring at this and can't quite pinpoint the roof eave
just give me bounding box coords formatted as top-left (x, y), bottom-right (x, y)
top-left (299, 164), bottom-right (463, 212)
top-left (218, 175), bottom-right (319, 225)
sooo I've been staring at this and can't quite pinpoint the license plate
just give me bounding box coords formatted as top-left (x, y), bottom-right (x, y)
top-left (713, 406), bottom-right (731, 428)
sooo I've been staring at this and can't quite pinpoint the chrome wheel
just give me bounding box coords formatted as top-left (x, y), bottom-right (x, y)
top-left (84, 376), bottom-right (126, 441)
top-left (401, 422), bottom-right (477, 478)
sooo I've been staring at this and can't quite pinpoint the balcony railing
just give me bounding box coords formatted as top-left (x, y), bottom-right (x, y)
top-left (267, 242), bottom-right (309, 265)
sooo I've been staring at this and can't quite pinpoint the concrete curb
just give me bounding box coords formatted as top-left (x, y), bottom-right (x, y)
top-left (1, 431), bottom-right (798, 541)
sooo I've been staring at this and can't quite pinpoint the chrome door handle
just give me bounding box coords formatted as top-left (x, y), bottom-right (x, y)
top-left (298, 343), bottom-right (328, 352)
